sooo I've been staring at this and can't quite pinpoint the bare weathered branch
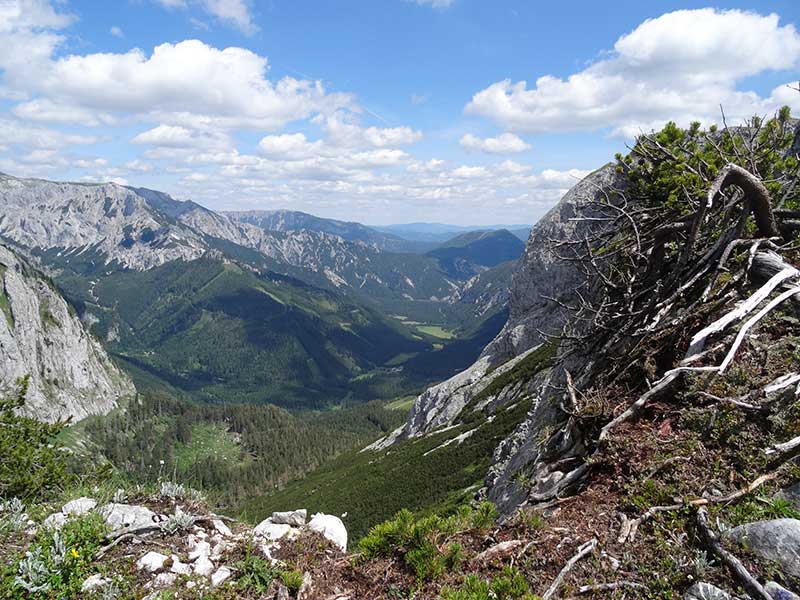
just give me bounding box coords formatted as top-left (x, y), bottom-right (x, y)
top-left (541, 538), bottom-right (598, 600)
top-left (695, 508), bottom-right (772, 600)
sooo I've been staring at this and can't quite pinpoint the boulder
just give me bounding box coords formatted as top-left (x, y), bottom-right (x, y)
top-left (253, 519), bottom-right (292, 541)
top-left (152, 573), bottom-right (177, 588)
top-left (62, 497), bottom-right (97, 516)
top-left (774, 483), bottom-right (800, 510)
top-left (170, 555), bottom-right (192, 576)
top-left (99, 503), bottom-right (158, 531)
top-left (193, 555), bottom-right (215, 577)
top-left (211, 541), bottom-right (228, 560)
top-left (212, 519), bottom-right (233, 537)
top-left (188, 540), bottom-right (212, 561)
top-left (765, 581), bottom-right (800, 600)
top-left (81, 574), bottom-right (111, 592)
top-left (211, 566), bottom-right (232, 587)
top-left (137, 551), bottom-right (168, 573)
top-left (271, 509), bottom-right (307, 527)
top-left (43, 512), bottom-right (67, 530)
top-left (275, 583), bottom-right (290, 600)
top-left (723, 519), bottom-right (800, 578)
top-left (297, 571), bottom-right (314, 600)
top-left (308, 513), bottom-right (347, 552)
top-left (684, 582), bottom-right (732, 600)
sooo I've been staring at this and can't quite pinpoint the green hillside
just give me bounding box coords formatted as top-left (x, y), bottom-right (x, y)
top-left (426, 230), bottom-right (525, 279)
top-left (50, 255), bottom-right (427, 407)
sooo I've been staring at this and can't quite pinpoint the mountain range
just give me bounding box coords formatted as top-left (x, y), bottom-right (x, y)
top-left (0, 172), bottom-right (524, 413)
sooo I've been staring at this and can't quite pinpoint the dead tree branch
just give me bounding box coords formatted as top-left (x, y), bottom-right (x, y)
top-left (695, 508), bottom-right (772, 600)
top-left (541, 538), bottom-right (598, 600)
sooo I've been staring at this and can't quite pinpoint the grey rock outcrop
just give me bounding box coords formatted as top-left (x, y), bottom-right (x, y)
top-left (0, 244), bottom-right (134, 422)
top-left (271, 509), bottom-right (307, 527)
top-left (99, 503), bottom-right (159, 531)
top-left (0, 174), bottom-right (207, 270)
top-left (723, 519), bottom-right (800, 578)
top-left (765, 581), bottom-right (800, 600)
top-left (684, 582), bottom-right (733, 600)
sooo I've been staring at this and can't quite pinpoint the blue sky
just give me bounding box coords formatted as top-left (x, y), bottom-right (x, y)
top-left (0, 0), bottom-right (798, 225)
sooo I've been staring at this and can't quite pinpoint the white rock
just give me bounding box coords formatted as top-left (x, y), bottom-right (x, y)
top-left (99, 503), bottom-right (158, 531)
top-left (253, 519), bottom-right (292, 541)
top-left (186, 580), bottom-right (197, 589)
top-left (308, 513), bottom-right (348, 552)
top-left (153, 572), bottom-right (177, 588)
top-left (170, 555), bottom-right (192, 575)
top-left (210, 541), bottom-right (227, 560)
top-left (188, 540), bottom-right (211, 561)
top-left (137, 551), bottom-right (168, 573)
top-left (259, 543), bottom-right (277, 565)
top-left (62, 497), bottom-right (97, 516)
top-left (271, 509), bottom-right (307, 527)
top-left (211, 566), bottom-right (232, 587)
top-left (43, 512), bottom-right (67, 530)
top-left (193, 555), bottom-right (215, 578)
top-left (81, 574), bottom-right (110, 592)
top-left (212, 519), bottom-right (233, 537)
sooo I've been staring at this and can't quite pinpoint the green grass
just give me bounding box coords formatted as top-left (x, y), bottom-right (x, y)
top-left (416, 325), bottom-right (455, 339)
top-left (173, 423), bottom-right (248, 471)
top-left (385, 352), bottom-right (419, 366)
top-left (386, 396), bottom-right (417, 411)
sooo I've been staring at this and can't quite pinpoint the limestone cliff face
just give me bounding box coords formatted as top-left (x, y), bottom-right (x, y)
top-left (0, 245), bottom-right (134, 422)
top-left (0, 174), bottom-right (207, 270)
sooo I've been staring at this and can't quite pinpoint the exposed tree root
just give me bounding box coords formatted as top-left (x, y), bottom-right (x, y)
top-left (541, 538), bottom-right (598, 600)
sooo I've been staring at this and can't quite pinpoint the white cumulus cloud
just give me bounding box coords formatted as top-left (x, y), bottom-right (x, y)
top-left (460, 132), bottom-right (531, 154)
top-left (154, 0), bottom-right (257, 34)
top-left (466, 9), bottom-right (800, 136)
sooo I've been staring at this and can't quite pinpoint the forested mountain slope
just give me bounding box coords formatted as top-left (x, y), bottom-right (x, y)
top-left (0, 174), bottom-right (515, 407)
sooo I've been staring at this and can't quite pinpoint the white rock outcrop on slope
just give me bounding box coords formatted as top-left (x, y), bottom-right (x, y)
top-left (0, 244), bottom-right (134, 422)
top-left (99, 503), bottom-right (159, 531)
top-left (307, 513), bottom-right (347, 552)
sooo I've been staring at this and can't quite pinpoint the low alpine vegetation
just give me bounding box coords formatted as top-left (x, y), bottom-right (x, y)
top-left (358, 502), bottom-right (497, 583)
top-left (440, 567), bottom-right (540, 600)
